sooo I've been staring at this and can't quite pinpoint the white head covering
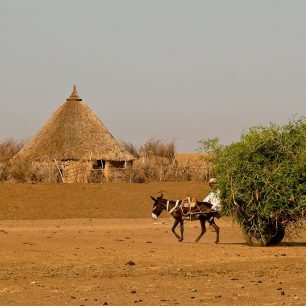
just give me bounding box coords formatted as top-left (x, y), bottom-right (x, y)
top-left (209, 178), bottom-right (217, 184)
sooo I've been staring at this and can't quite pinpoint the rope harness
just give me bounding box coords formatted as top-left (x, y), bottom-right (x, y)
top-left (166, 198), bottom-right (210, 221)
top-left (168, 200), bottom-right (180, 214)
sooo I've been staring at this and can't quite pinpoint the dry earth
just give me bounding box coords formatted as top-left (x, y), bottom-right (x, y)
top-left (0, 183), bottom-right (305, 306)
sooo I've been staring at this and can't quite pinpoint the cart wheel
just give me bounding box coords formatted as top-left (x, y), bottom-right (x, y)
top-left (243, 224), bottom-right (285, 246)
top-left (243, 229), bottom-right (271, 246)
top-left (270, 226), bottom-right (285, 245)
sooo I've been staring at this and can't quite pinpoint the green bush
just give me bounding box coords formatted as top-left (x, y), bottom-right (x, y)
top-left (200, 118), bottom-right (306, 245)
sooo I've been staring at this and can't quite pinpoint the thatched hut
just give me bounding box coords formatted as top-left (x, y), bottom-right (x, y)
top-left (14, 86), bottom-right (134, 182)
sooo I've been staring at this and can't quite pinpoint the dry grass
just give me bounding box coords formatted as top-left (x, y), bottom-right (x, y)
top-left (123, 137), bottom-right (176, 160)
top-left (121, 139), bottom-right (212, 183)
top-left (124, 161), bottom-right (211, 183)
top-left (0, 138), bottom-right (24, 162)
top-left (0, 139), bottom-right (25, 181)
top-left (175, 153), bottom-right (207, 165)
top-left (121, 141), bottom-right (140, 158)
top-left (139, 137), bottom-right (176, 158)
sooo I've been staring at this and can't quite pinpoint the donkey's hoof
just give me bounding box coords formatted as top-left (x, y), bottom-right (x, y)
top-left (178, 239), bottom-right (183, 242)
top-left (214, 240), bottom-right (219, 244)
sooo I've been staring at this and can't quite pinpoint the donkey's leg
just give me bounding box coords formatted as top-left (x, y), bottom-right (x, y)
top-left (210, 220), bottom-right (220, 243)
top-left (178, 220), bottom-right (184, 242)
top-left (171, 219), bottom-right (181, 241)
top-left (195, 218), bottom-right (206, 242)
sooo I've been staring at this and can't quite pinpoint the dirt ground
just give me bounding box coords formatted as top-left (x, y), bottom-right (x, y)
top-left (0, 182), bottom-right (208, 220)
top-left (0, 183), bottom-right (305, 305)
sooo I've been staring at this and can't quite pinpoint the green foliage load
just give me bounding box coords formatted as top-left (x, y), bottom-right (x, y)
top-left (200, 118), bottom-right (306, 245)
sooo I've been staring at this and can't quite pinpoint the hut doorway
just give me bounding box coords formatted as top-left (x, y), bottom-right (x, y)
top-left (93, 160), bottom-right (105, 170)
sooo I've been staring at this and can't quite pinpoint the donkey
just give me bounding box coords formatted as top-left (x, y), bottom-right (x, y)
top-left (150, 194), bottom-right (220, 243)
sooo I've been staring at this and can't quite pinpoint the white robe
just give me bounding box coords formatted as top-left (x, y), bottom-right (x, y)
top-left (203, 190), bottom-right (221, 210)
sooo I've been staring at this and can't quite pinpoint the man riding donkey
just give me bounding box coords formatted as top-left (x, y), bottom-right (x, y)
top-left (203, 177), bottom-right (221, 213)
top-left (202, 177), bottom-right (222, 230)
top-left (150, 177), bottom-right (222, 243)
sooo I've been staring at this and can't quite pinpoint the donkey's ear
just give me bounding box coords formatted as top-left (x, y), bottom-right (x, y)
top-left (161, 193), bottom-right (164, 199)
top-left (150, 196), bottom-right (157, 202)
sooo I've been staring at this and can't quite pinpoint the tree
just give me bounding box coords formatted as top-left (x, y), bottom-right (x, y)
top-left (199, 118), bottom-right (306, 245)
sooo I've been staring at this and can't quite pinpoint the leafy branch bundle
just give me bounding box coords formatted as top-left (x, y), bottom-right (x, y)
top-left (209, 119), bottom-right (305, 245)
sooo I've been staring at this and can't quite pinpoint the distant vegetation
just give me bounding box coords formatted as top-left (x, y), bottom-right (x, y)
top-left (0, 137), bottom-right (212, 183)
top-left (0, 138), bottom-right (24, 161)
top-left (0, 138), bottom-right (24, 181)
top-left (114, 137), bottom-right (210, 183)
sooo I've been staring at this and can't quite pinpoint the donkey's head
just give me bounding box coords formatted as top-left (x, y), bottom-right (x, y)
top-left (150, 193), bottom-right (165, 220)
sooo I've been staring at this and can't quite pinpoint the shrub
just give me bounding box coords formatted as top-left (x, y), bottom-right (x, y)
top-left (140, 137), bottom-right (176, 158)
top-left (7, 157), bottom-right (35, 182)
top-left (0, 139), bottom-right (25, 181)
top-left (121, 141), bottom-right (140, 158)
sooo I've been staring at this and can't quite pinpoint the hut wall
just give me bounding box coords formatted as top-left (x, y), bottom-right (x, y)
top-left (62, 161), bottom-right (93, 183)
top-left (31, 159), bottom-right (132, 183)
top-left (104, 160), bottom-right (125, 179)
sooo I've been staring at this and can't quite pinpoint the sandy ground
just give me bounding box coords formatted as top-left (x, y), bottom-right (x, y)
top-left (0, 218), bottom-right (305, 306)
top-left (0, 182), bottom-right (208, 220)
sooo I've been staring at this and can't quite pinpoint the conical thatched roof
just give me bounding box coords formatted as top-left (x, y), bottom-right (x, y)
top-left (16, 86), bottom-right (134, 162)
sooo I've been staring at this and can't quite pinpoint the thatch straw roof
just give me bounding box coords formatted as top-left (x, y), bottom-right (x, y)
top-left (16, 86), bottom-right (134, 162)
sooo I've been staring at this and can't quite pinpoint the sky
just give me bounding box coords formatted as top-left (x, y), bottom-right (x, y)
top-left (0, 1), bottom-right (305, 152)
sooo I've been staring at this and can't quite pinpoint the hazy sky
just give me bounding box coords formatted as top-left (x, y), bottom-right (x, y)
top-left (1, 1), bottom-right (305, 152)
